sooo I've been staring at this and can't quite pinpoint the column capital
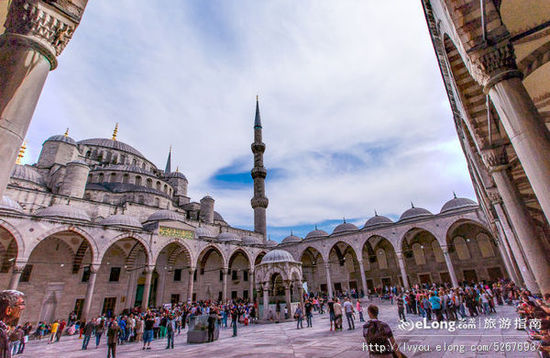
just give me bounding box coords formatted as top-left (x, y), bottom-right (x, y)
top-left (487, 189), bottom-right (503, 205)
top-left (11, 265), bottom-right (26, 274)
top-left (395, 251), bottom-right (404, 259)
top-left (188, 266), bottom-right (196, 273)
top-left (88, 264), bottom-right (100, 274)
top-left (2, 0), bottom-right (88, 70)
top-left (481, 147), bottom-right (509, 172)
top-left (440, 245), bottom-right (450, 255)
top-left (144, 265), bottom-right (155, 274)
top-left (472, 41), bottom-right (523, 91)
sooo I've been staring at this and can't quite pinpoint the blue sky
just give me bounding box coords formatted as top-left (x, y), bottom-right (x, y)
top-left (22, 0), bottom-right (475, 241)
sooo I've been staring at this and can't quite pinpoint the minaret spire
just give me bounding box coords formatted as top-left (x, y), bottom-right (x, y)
top-left (15, 141), bottom-right (26, 165)
top-left (165, 145), bottom-right (172, 173)
top-left (112, 123), bottom-right (119, 141)
top-left (251, 96), bottom-right (268, 242)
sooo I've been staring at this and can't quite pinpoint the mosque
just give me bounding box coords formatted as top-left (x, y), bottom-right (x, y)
top-left (0, 98), bottom-right (508, 323)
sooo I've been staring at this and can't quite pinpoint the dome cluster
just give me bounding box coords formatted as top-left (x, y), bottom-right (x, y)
top-left (36, 204), bottom-right (91, 222)
top-left (260, 249), bottom-right (295, 264)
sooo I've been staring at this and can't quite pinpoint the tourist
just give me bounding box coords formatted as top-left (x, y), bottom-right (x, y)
top-left (106, 320), bottom-right (122, 358)
top-left (396, 294), bottom-right (406, 321)
top-left (429, 292), bottom-right (443, 322)
top-left (328, 297), bottom-right (335, 331)
top-left (333, 298), bottom-right (343, 331)
top-left (9, 326), bottom-right (23, 356)
top-left (305, 299), bottom-right (313, 327)
top-left (142, 315), bottom-right (154, 350)
top-left (135, 316), bottom-right (143, 343)
top-left (295, 305), bottom-right (304, 329)
top-left (231, 307), bottom-right (238, 337)
top-left (17, 322), bottom-right (31, 354)
top-left (81, 318), bottom-right (95, 350)
top-left (166, 314), bottom-right (176, 348)
top-left (343, 297), bottom-right (355, 330)
top-left (207, 310), bottom-right (217, 343)
top-left (356, 300), bottom-right (364, 322)
top-left (363, 304), bottom-right (404, 358)
top-left (48, 320), bottom-right (59, 344)
top-left (95, 318), bottom-right (105, 348)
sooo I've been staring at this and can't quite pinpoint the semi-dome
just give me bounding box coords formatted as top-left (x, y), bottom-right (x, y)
top-left (241, 235), bottom-right (262, 245)
top-left (165, 171), bottom-right (188, 181)
top-left (0, 196), bottom-right (23, 214)
top-left (78, 138), bottom-right (146, 159)
top-left (399, 206), bottom-right (433, 221)
top-left (282, 233), bottom-right (302, 244)
top-left (99, 214), bottom-right (142, 229)
top-left (11, 165), bottom-right (45, 186)
top-left (214, 211), bottom-right (225, 222)
top-left (261, 249), bottom-right (295, 264)
top-left (35, 204), bottom-right (91, 222)
top-left (145, 210), bottom-right (186, 223)
top-left (440, 196), bottom-right (477, 213)
top-left (364, 215), bottom-right (393, 228)
top-left (265, 239), bottom-right (278, 247)
top-left (332, 221), bottom-right (359, 234)
top-left (195, 226), bottom-right (214, 238)
top-left (304, 227), bottom-right (329, 240)
top-left (45, 134), bottom-right (77, 146)
top-left (216, 232), bottom-right (241, 243)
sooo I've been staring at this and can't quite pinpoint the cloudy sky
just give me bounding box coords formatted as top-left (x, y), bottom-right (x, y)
top-left (24, 0), bottom-right (475, 241)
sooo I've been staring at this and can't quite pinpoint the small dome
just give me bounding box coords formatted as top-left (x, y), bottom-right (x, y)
top-left (99, 214), bottom-right (142, 229)
top-left (146, 210), bottom-right (186, 223)
top-left (282, 234), bottom-right (302, 244)
top-left (242, 235), bottom-right (262, 245)
top-left (261, 249), bottom-right (295, 264)
top-left (165, 171), bottom-right (188, 181)
top-left (195, 226), bottom-right (214, 238)
top-left (11, 165), bottom-right (45, 186)
top-left (216, 232), bottom-right (241, 243)
top-left (201, 195), bottom-right (214, 201)
top-left (36, 204), bottom-right (91, 222)
top-left (305, 228), bottom-right (329, 240)
top-left (364, 215), bottom-right (393, 228)
top-left (440, 197), bottom-right (477, 213)
top-left (0, 196), bottom-right (23, 214)
top-left (332, 221), bottom-right (359, 234)
top-left (214, 211), bottom-right (225, 222)
top-left (265, 239), bottom-right (278, 248)
top-left (45, 134), bottom-right (77, 146)
top-left (399, 206), bottom-right (433, 221)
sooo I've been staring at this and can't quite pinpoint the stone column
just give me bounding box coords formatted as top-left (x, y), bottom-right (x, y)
top-left (298, 281), bottom-right (304, 307)
top-left (357, 259), bottom-right (368, 297)
top-left (187, 267), bottom-right (195, 303)
top-left (141, 266), bottom-right (154, 310)
top-left (440, 246), bottom-right (459, 288)
top-left (488, 189), bottom-right (538, 290)
top-left (0, 0), bottom-right (88, 197)
top-left (248, 268), bottom-right (254, 301)
top-left (81, 265), bottom-right (98, 320)
top-left (490, 212), bottom-right (522, 285)
top-left (8, 264), bottom-right (25, 291)
top-left (222, 267), bottom-right (228, 301)
top-left (395, 252), bottom-right (409, 290)
top-left (476, 42), bottom-right (550, 223)
top-left (324, 262), bottom-right (333, 298)
top-left (284, 280), bottom-right (291, 317)
top-left (483, 150), bottom-right (550, 293)
top-left (262, 282), bottom-right (269, 320)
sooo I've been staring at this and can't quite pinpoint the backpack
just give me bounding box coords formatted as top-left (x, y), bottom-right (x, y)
top-left (363, 321), bottom-right (391, 354)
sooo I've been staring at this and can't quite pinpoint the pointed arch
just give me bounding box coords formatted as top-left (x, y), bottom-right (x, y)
top-left (101, 233), bottom-right (151, 266)
top-left (0, 220), bottom-right (24, 258)
top-left (197, 245), bottom-right (227, 270)
top-left (30, 225), bottom-right (99, 263)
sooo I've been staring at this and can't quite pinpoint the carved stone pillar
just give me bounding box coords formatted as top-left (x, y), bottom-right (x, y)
top-left (0, 0), bottom-right (88, 197)
top-left (440, 246), bottom-right (458, 288)
top-left (395, 252), bottom-right (409, 290)
top-left (222, 267), bottom-right (228, 301)
top-left (8, 263), bottom-right (25, 290)
top-left (357, 259), bottom-right (368, 297)
top-left (141, 266), bottom-right (154, 310)
top-left (262, 282), bottom-right (269, 320)
top-left (187, 267), bottom-right (195, 303)
top-left (492, 218), bottom-right (521, 285)
top-left (81, 264), bottom-right (98, 320)
top-left (487, 189), bottom-right (537, 290)
top-left (483, 150), bottom-right (550, 293)
top-left (284, 280), bottom-right (291, 317)
top-left (476, 42), bottom-right (550, 223)
top-left (248, 268), bottom-right (254, 301)
top-left (324, 262), bottom-right (333, 298)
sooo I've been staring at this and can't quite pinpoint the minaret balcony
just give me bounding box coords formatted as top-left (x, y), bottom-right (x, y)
top-left (251, 167), bottom-right (267, 179)
top-left (251, 142), bottom-right (266, 153)
top-left (251, 196), bottom-right (269, 208)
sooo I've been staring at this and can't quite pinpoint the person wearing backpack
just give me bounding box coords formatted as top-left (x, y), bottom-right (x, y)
top-left (363, 304), bottom-right (405, 358)
top-left (165, 314), bottom-right (176, 349)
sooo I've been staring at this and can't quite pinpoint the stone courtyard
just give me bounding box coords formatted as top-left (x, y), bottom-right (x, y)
top-left (19, 302), bottom-right (536, 358)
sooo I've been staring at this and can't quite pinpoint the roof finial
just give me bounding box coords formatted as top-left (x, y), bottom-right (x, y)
top-left (290, 229), bottom-right (293, 236)
top-left (453, 191), bottom-right (457, 199)
top-left (112, 123), bottom-right (119, 141)
top-left (15, 141), bottom-right (26, 165)
top-left (314, 225), bottom-right (318, 230)
top-left (64, 128), bottom-right (69, 137)
top-left (411, 202), bottom-right (415, 208)
top-left (374, 209), bottom-right (378, 216)
top-left (165, 145), bottom-right (172, 173)
top-left (343, 217), bottom-right (346, 223)
top-left (176, 166), bottom-right (179, 173)
top-left (254, 95), bottom-right (262, 129)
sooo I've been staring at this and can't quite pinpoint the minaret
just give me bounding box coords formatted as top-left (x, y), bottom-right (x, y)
top-left (251, 96), bottom-right (268, 241)
top-left (165, 145), bottom-right (172, 173)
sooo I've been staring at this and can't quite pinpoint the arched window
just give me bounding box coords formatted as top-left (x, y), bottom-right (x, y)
top-left (377, 248), bottom-right (388, 269)
top-left (85, 150), bottom-right (91, 158)
top-left (120, 155), bottom-right (126, 165)
top-left (156, 181), bottom-right (161, 191)
top-left (477, 233), bottom-right (494, 258)
top-left (110, 173), bottom-right (117, 183)
top-left (132, 158), bottom-right (137, 165)
top-left (138, 195), bottom-right (144, 204)
top-left (87, 174), bottom-right (92, 183)
top-left (163, 184), bottom-right (168, 193)
top-left (344, 253), bottom-right (355, 272)
top-left (154, 198), bottom-right (160, 207)
top-left (98, 173), bottom-right (104, 183)
top-left (146, 178), bottom-right (152, 188)
top-left (453, 236), bottom-right (471, 260)
top-left (431, 241), bottom-right (444, 263)
top-left (412, 243), bottom-right (426, 265)
top-left (142, 162), bottom-right (146, 170)
top-left (103, 195), bottom-right (110, 203)
top-left (135, 176), bottom-right (142, 186)
top-left (122, 174), bottom-right (129, 184)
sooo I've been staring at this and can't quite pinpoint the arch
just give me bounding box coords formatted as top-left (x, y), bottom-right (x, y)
top-left (398, 226), bottom-right (439, 252)
top-left (153, 238), bottom-right (194, 267)
top-left (29, 225), bottom-right (99, 263)
top-left (431, 240), bottom-right (445, 263)
top-left (411, 243), bottom-right (426, 265)
top-left (453, 236), bottom-right (471, 260)
top-left (254, 251), bottom-right (267, 266)
top-left (100, 233), bottom-right (152, 266)
top-left (477, 233), bottom-right (495, 258)
top-left (0, 219), bottom-right (25, 257)
top-left (376, 248), bottom-right (388, 269)
top-left (228, 248), bottom-right (253, 271)
top-left (197, 245), bottom-right (227, 270)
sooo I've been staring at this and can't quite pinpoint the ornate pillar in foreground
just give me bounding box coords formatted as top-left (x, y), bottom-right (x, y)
top-left (492, 219), bottom-right (521, 285)
top-left (248, 268), bottom-right (254, 301)
top-left (141, 266), bottom-right (154, 310)
top-left (440, 246), bottom-right (458, 288)
top-left (262, 282), bottom-right (269, 320)
top-left (81, 264), bottom-right (98, 320)
top-left (187, 267), bottom-right (195, 303)
top-left (324, 262), bottom-right (333, 298)
top-left (483, 149), bottom-right (550, 293)
top-left (395, 252), bottom-right (409, 290)
top-left (357, 259), bottom-right (368, 297)
top-left (0, 0), bottom-right (88, 197)
top-left (475, 42), bottom-right (550, 224)
top-left (284, 280), bottom-right (291, 317)
top-left (8, 263), bottom-right (25, 291)
top-left (222, 267), bottom-right (228, 301)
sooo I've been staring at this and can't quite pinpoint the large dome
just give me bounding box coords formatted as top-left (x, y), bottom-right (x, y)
top-left (265, 239), bottom-right (278, 247)
top-left (399, 206), bottom-right (433, 221)
top-left (304, 228), bottom-right (329, 240)
top-left (11, 165), bottom-right (45, 186)
top-left (282, 233), bottom-right (302, 244)
top-left (0, 196), bottom-right (23, 214)
top-left (216, 232), bottom-right (241, 243)
top-left (364, 215), bottom-right (393, 228)
top-left (440, 196), bottom-right (477, 213)
top-left (45, 134), bottom-right (77, 146)
top-left (261, 249), bottom-right (295, 264)
top-left (78, 138), bottom-right (145, 159)
top-left (99, 214), bottom-right (142, 229)
top-left (36, 204), bottom-right (91, 222)
top-left (332, 221), bottom-right (358, 234)
top-left (145, 210), bottom-right (186, 223)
